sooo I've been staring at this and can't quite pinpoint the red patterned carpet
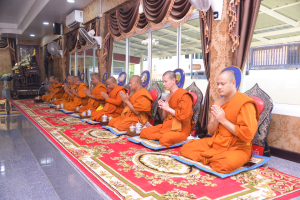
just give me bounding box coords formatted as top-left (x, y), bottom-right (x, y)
top-left (11, 99), bottom-right (300, 200)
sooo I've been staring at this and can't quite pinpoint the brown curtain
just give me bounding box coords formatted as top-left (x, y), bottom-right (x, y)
top-left (109, 12), bottom-right (121, 37)
top-left (230, 0), bottom-right (261, 71)
top-left (66, 30), bottom-right (78, 53)
top-left (169, 0), bottom-right (193, 26)
top-left (142, 0), bottom-right (173, 24)
top-left (199, 9), bottom-right (213, 132)
top-left (117, 0), bottom-right (140, 33)
top-left (103, 15), bottom-right (114, 77)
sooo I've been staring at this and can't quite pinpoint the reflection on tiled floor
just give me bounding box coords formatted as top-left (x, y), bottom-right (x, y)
top-left (0, 111), bottom-right (300, 200)
top-left (0, 113), bottom-right (110, 200)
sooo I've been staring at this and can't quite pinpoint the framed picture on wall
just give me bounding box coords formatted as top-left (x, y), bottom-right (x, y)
top-left (113, 67), bottom-right (123, 75)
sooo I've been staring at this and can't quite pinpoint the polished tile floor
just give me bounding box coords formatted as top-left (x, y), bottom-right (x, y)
top-left (0, 113), bottom-right (299, 199)
top-left (0, 113), bottom-right (111, 200)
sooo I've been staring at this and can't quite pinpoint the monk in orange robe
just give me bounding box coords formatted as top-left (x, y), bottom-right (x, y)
top-left (54, 75), bottom-right (76, 105)
top-left (140, 71), bottom-right (194, 147)
top-left (45, 77), bottom-right (64, 102)
top-left (91, 77), bottom-right (128, 121)
top-left (179, 70), bottom-right (259, 174)
top-left (64, 76), bottom-right (89, 111)
top-left (108, 75), bottom-right (153, 131)
top-left (78, 73), bottom-right (107, 113)
top-left (42, 76), bottom-right (55, 101)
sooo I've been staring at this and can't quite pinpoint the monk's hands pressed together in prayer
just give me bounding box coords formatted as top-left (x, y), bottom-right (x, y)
top-left (101, 92), bottom-right (109, 100)
top-left (120, 91), bottom-right (129, 103)
top-left (211, 105), bottom-right (226, 123)
top-left (158, 100), bottom-right (170, 111)
top-left (84, 88), bottom-right (91, 96)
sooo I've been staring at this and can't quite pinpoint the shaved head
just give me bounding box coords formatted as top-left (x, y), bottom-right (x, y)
top-left (91, 73), bottom-right (101, 81)
top-left (74, 76), bottom-right (81, 86)
top-left (129, 75), bottom-right (142, 91)
top-left (130, 75), bottom-right (142, 85)
top-left (217, 69), bottom-right (237, 97)
top-left (163, 71), bottom-right (176, 80)
top-left (219, 70), bottom-right (236, 82)
top-left (55, 77), bottom-right (61, 82)
top-left (91, 73), bottom-right (101, 86)
top-left (74, 76), bottom-right (80, 81)
top-left (107, 77), bottom-right (117, 83)
top-left (106, 76), bottom-right (117, 89)
top-left (69, 75), bottom-right (74, 80)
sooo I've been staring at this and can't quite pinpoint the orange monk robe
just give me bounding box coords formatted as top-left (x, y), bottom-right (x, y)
top-left (54, 84), bottom-right (77, 105)
top-left (64, 83), bottom-right (89, 111)
top-left (108, 88), bottom-right (153, 131)
top-left (179, 92), bottom-right (259, 174)
top-left (42, 83), bottom-right (56, 101)
top-left (78, 82), bottom-right (107, 113)
top-left (91, 85), bottom-right (127, 121)
top-left (140, 88), bottom-right (194, 147)
top-left (45, 83), bottom-right (64, 102)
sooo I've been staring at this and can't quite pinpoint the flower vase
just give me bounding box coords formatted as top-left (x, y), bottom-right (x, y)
top-left (27, 65), bottom-right (31, 69)
top-left (3, 80), bottom-right (8, 90)
top-left (15, 70), bottom-right (20, 73)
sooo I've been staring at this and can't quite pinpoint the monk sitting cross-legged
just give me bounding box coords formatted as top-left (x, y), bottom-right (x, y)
top-left (179, 70), bottom-right (259, 174)
top-left (42, 76), bottom-right (55, 101)
top-left (46, 77), bottom-right (64, 102)
top-left (54, 75), bottom-right (77, 105)
top-left (78, 73), bottom-right (107, 113)
top-left (91, 77), bottom-right (127, 121)
top-left (108, 75), bottom-right (153, 131)
top-left (64, 76), bottom-right (89, 111)
top-left (140, 71), bottom-right (194, 147)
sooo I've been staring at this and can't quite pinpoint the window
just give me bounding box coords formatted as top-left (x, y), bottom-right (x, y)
top-left (69, 52), bottom-right (75, 75)
top-left (69, 47), bottom-right (99, 87)
top-left (179, 16), bottom-right (208, 94)
top-left (112, 39), bottom-right (126, 79)
top-left (129, 33), bottom-right (148, 78)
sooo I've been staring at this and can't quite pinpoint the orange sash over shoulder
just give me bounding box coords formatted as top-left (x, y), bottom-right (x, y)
top-left (91, 85), bottom-right (127, 121)
top-left (120, 88), bottom-right (153, 124)
top-left (79, 82), bottom-right (107, 113)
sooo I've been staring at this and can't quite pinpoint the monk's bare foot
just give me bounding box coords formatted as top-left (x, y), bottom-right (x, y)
top-left (145, 121), bottom-right (153, 128)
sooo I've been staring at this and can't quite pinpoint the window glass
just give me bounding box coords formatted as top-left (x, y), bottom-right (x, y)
top-left (152, 25), bottom-right (178, 92)
top-left (112, 39), bottom-right (126, 79)
top-left (85, 48), bottom-right (94, 86)
top-left (180, 17), bottom-right (208, 95)
top-left (77, 51), bottom-right (84, 78)
top-left (69, 52), bottom-right (75, 75)
top-left (129, 33), bottom-right (148, 78)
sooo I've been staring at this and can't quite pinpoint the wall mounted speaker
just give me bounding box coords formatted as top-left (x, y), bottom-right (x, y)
top-left (53, 23), bottom-right (61, 35)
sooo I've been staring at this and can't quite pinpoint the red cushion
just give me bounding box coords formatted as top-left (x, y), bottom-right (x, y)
top-left (251, 96), bottom-right (265, 114)
top-left (190, 92), bottom-right (197, 107)
top-left (149, 90), bottom-right (158, 102)
top-left (107, 88), bottom-right (112, 95)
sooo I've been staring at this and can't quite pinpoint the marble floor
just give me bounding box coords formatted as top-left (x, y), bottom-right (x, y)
top-left (0, 112), bottom-right (299, 200)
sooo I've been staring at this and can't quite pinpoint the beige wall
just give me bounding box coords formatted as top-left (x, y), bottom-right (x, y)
top-left (268, 114), bottom-right (300, 153)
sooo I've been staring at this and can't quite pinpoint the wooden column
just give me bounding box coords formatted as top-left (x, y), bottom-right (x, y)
top-left (98, 15), bottom-right (106, 81)
top-left (209, 0), bottom-right (232, 106)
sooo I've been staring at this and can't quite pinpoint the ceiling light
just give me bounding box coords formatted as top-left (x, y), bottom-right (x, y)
top-left (67, 0), bottom-right (75, 3)
top-left (30, 34), bottom-right (35, 37)
top-left (43, 22), bottom-right (49, 25)
top-left (281, 38), bottom-right (285, 40)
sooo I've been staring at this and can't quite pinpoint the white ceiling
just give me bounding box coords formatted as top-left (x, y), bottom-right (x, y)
top-left (0, 0), bottom-right (94, 41)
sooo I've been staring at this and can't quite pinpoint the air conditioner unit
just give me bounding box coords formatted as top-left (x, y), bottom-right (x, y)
top-left (66, 10), bottom-right (83, 28)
